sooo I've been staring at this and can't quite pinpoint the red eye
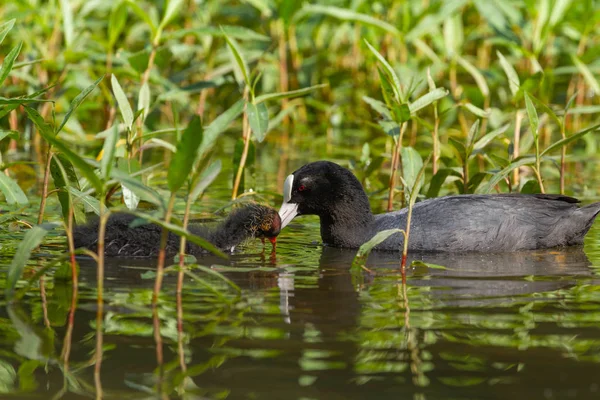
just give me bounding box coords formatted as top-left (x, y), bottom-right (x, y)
top-left (298, 185), bottom-right (306, 192)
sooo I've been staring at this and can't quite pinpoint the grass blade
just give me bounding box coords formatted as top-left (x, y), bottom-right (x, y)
top-left (254, 84), bottom-right (326, 104)
top-left (497, 51), bottom-right (520, 96)
top-left (247, 102), bottom-right (269, 142)
top-left (111, 74), bottom-right (134, 128)
top-left (168, 116), bottom-right (203, 192)
top-left (541, 123), bottom-right (600, 157)
top-left (6, 224), bottom-right (57, 299)
top-left (0, 19), bottom-right (15, 46)
top-left (0, 42), bottom-right (23, 87)
top-left (57, 76), bottom-right (104, 133)
top-left (0, 173), bottom-right (28, 204)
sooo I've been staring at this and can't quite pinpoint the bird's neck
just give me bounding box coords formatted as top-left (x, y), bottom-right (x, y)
top-left (319, 197), bottom-right (374, 248)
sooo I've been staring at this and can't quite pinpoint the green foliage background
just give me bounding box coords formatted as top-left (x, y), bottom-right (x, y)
top-left (1, 0), bottom-right (600, 213)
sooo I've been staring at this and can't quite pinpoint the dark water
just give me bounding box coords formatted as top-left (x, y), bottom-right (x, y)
top-left (2, 216), bottom-right (600, 399)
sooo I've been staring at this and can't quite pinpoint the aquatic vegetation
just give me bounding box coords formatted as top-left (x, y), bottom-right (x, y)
top-left (0, 0), bottom-right (600, 398)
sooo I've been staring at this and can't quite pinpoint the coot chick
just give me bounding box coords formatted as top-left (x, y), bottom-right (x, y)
top-left (74, 204), bottom-right (281, 257)
top-left (278, 161), bottom-right (600, 252)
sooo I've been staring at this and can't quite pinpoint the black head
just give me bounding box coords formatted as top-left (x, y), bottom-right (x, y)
top-left (278, 161), bottom-right (372, 229)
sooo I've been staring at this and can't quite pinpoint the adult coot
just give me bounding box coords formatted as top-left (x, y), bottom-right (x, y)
top-left (278, 161), bottom-right (600, 252)
top-left (74, 204), bottom-right (281, 257)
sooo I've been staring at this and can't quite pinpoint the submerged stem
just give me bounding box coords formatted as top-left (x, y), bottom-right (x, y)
top-left (154, 193), bottom-right (177, 303)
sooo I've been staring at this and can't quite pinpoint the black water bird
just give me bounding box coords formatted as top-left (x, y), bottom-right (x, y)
top-left (278, 161), bottom-right (600, 252)
top-left (74, 204), bottom-right (281, 257)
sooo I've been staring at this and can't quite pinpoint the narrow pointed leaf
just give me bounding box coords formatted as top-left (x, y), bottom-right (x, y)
top-left (190, 159), bottom-right (222, 202)
top-left (198, 99), bottom-right (244, 158)
top-left (57, 76), bottom-right (104, 133)
top-left (0, 173), bottom-right (28, 204)
top-left (0, 19), bottom-right (16, 46)
top-left (0, 42), bottom-right (23, 87)
top-left (111, 74), bottom-right (134, 128)
top-left (497, 51), bottom-right (520, 96)
top-left (479, 156), bottom-right (536, 193)
top-left (6, 224), bottom-right (57, 299)
top-left (222, 29), bottom-right (250, 87)
top-left (254, 84), bottom-right (326, 104)
top-left (300, 4), bottom-right (401, 36)
top-left (409, 88), bottom-right (449, 114)
top-left (101, 125), bottom-right (119, 180)
top-left (168, 116), bottom-right (203, 192)
top-left (247, 102), bottom-right (269, 142)
top-left (541, 123), bottom-right (600, 156)
top-left (364, 40), bottom-right (403, 102)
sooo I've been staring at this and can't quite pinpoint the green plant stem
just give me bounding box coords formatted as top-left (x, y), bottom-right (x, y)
top-left (177, 192), bottom-right (194, 294)
top-left (512, 110), bottom-right (523, 189)
top-left (387, 122), bottom-right (408, 211)
top-left (94, 200), bottom-right (108, 400)
top-left (65, 204), bottom-right (78, 290)
top-left (37, 150), bottom-right (53, 225)
top-left (154, 193), bottom-right (177, 303)
top-left (232, 105), bottom-right (251, 200)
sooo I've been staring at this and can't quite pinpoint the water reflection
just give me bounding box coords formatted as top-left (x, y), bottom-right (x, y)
top-left (3, 230), bottom-right (600, 398)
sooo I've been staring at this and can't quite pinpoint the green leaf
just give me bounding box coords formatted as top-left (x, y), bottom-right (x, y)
top-left (479, 156), bottom-right (536, 193)
top-left (168, 116), bottom-right (203, 192)
top-left (25, 106), bottom-right (104, 194)
top-left (68, 187), bottom-right (101, 215)
top-left (111, 74), bottom-right (134, 128)
top-left (393, 103), bottom-right (411, 124)
top-left (57, 76), bottom-right (104, 133)
top-left (168, 26), bottom-right (271, 42)
top-left (190, 159), bottom-right (221, 202)
top-left (463, 103), bottom-right (490, 118)
top-left (456, 55), bottom-right (490, 97)
top-left (443, 13), bottom-right (463, 58)
top-left (108, 1), bottom-right (128, 47)
top-left (571, 55), bottom-right (600, 95)
top-left (524, 92), bottom-right (539, 146)
top-left (466, 119), bottom-right (481, 154)
top-left (101, 124), bottom-right (119, 180)
top-left (0, 19), bottom-right (16, 46)
top-left (0, 173), bottom-right (28, 205)
top-left (159, 0), bottom-right (185, 30)
top-left (541, 123), bottom-right (600, 157)
top-left (496, 51), bottom-right (520, 97)
top-left (426, 168), bottom-right (462, 198)
top-left (50, 154), bottom-right (84, 224)
top-left (353, 229), bottom-right (404, 265)
top-left (59, 0), bottom-right (74, 47)
top-left (0, 130), bottom-right (19, 142)
top-left (125, 0), bottom-right (157, 37)
top-left (363, 96), bottom-right (392, 119)
top-left (198, 99), bottom-right (244, 158)
top-left (300, 4), bottom-right (401, 36)
top-left (0, 42), bottom-right (23, 87)
top-left (137, 82), bottom-right (151, 122)
top-left (23, 105), bottom-right (54, 138)
top-left (254, 84), bottom-right (326, 104)
top-left (117, 158), bottom-right (141, 210)
top-left (222, 29), bottom-right (250, 87)
top-left (110, 168), bottom-right (165, 209)
top-left (401, 146), bottom-right (423, 202)
top-left (247, 102), bottom-right (269, 142)
top-left (409, 88), bottom-right (449, 114)
top-left (364, 39), bottom-right (403, 102)
top-left (6, 225), bottom-right (57, 299)
top-left (473, 124), bottom-right (510, 151)
top-left (528, 95), bottom-right (562, 131)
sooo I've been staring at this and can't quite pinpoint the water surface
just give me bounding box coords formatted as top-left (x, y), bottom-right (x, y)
top-left (1, 217), bottom-right (600, 399)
